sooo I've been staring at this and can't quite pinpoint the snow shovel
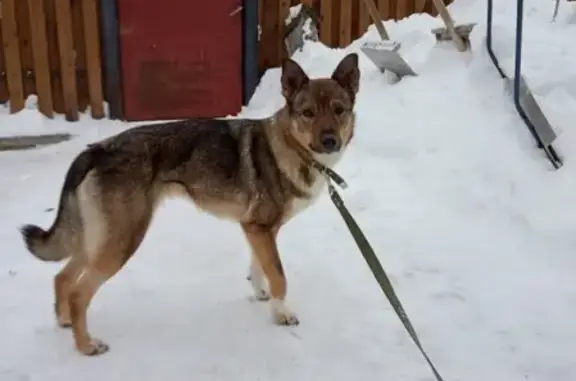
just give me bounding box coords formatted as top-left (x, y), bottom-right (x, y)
top-left (359, 0), bottom-right (417, 80)
top-left (284, 2), bottom-right (320, 56)
top-left (429, 0), bottom-right (476, 51)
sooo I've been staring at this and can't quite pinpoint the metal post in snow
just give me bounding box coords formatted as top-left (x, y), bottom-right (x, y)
top-left (484, 0), bottom-right (563, 169)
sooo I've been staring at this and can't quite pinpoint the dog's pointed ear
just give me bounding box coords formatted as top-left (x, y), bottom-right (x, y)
top-left (281, 59), bottom-right (310, 101)
top-left (331, 53), bottom-right (360, 101)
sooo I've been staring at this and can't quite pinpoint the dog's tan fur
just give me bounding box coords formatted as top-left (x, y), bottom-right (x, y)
top-left (20, 53), bottom-right (360, 356)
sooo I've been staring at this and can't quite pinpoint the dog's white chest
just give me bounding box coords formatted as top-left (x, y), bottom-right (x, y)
top-left (284, 151), bottom-right (343, 223)
top-left (287, 176), bottom-right (327, 220)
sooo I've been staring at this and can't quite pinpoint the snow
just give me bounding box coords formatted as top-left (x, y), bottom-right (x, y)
top-left (1, 0), bottom-right (576, 380)
top-left (285, 3), bottom-right (303, 24)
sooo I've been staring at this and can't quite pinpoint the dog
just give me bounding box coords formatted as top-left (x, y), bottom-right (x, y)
top-left (19, 52), bottom-right (360, 356)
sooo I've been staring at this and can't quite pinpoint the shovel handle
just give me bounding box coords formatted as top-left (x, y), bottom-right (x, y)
top-left (362, 0), bottom-right (390, 40)
top-left (430, 0), bottom-right (467, 51)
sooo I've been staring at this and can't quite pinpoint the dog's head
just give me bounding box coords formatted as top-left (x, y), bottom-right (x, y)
top-left (280, 53), bottom-right (360, 156)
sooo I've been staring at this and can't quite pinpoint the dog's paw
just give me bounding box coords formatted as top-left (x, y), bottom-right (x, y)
top-left (248, 288), bottom-right (270, 302)
top-left (57, 316), bottom-right (72, 329)
top-left (273, 310), bottom-right (300, 326)
top-left (77, 338), bottom-right (110, 356)
top-left (248, 263), bottom-right (269, 301)
top-left (55, 304), bottom-right (72, 328)
top-left (271, 300), bottom-right (299, 326)
top-left (57, 320), bottom-right (72, 329)
top-left (255, 288), bottom-right (271, 301)
top-left (246, 265), bottom-right (252, 281)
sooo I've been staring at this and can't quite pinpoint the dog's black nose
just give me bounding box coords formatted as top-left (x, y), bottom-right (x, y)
top-left (320, 133), bottom-right (339, 152)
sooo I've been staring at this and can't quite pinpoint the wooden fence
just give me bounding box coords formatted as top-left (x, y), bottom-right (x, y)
top-left (1, 0), bottom-right (453, 120)
top-left (0, 0), bottom-right (104, 121)
top-left (258, 0), bottom-right (454, 70)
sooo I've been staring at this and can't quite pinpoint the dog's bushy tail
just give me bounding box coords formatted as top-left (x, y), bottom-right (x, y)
top-left (20, 224), bottom-right (64, 261)
top-left (19, 145), bottom-right (103, 262)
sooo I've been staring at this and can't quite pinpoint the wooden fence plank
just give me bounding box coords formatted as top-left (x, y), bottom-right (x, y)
top-left (330, 0), bottom-right (341, 45)
top-left (0, 13), bottom-right (10, 103)
top-left (259, 0), bottom-right (279, 71)
top-left (408, 0), bottom-right (416, 18)
top-left (54, 0), bottom-right (78, 121)
top-left (71, 0), bottom-right (89, 112)
top-left (1, 0), bottom-right (26, 112)
top-left (339, 0), bottom-right (352, 46)
top-left (44, 0), bottom-right (65, 114)
top-left (379, 0), bottom-right (392, 21)
top-left (27, 0), bottom-right (54, 118)
top-left (415, 0), bottom-right (428, 13)
top-left (350, 0), bottom-right (359, 42)
top-left (397, 0), bottom-right (408, 19)
top-left (279, 0), bottom-right (291, 61)
top-left (359, 0), bottom-right (371, 36)
top-left (16, 1), bottom-right (37, 102)
top-left (320, 0), bottom-right (333, 46)
top-left (81, 0), bottom-right (104, 118)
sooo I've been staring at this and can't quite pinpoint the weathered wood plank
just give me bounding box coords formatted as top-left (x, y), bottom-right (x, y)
top-left (1, 0), bottom-right (26, 113)
top-left (415, 0), bottom-right (428, 13)
top-left (320, 0), bottom-right (333, 45)
top-left (259, 0), bottom-right (280, 70)
top-left (397, 0), bottom-right (409, 20)
top-left (379, 0), bottom-right (392, 20)
top-left (359, 0), bottom-right (371, 36)
top-left (81, 0), bottom-right (105, 118)
top-left (54, 0), bottom-right (79, 121)
top-left (339, 0), bottom-right (352, 46)
top-left (27, 0), bottom-right (54, 117)
top-left (279, 0), bottom-right (291, 60)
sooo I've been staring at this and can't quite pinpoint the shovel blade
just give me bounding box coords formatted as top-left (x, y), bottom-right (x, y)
top-left (505, 76), bottom-right (557, 146)
top-left (360, 41), bottom-right (417, 78)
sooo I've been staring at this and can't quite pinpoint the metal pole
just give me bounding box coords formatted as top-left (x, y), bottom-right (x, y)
top-left (485, 0), bottom-right (562, 169)
top-left (512, 0), bottom-right (524, 107)
top-left (485, 0), bottom-right (506, 78)
top-left (100, 0), bottom-right (123, 119)
top-left (242, 0), bottom-right (259, 106)
top-left (510, 0), bottom-right (562, 168)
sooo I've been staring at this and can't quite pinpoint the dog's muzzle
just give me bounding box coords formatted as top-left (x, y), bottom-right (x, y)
top-left (320, 132), bottom-right (341, 153)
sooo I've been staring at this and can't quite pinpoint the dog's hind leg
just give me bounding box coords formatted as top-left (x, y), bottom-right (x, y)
top-left (241, 224), bottom-right (298, 326)
top-left (54, 256), bottom-right (86, 328)
top-left (68, 217), bottom-right (150, 356)
top-left (68, 258), bottom-right (121, 356)
top-left (68, 179), bottom-right (153, 356)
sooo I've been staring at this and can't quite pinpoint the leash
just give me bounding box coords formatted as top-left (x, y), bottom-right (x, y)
top-left (313, 161), bottom-right (445, 381)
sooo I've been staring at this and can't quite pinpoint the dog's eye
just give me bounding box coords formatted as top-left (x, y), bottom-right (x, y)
top-left (334, 106), bottom-right (345, 115)
top-left (302, 109), bottom-right (315, 118)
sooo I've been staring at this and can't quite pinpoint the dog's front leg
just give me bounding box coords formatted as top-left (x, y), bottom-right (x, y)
top-left (248, 252), bottom-right (270, 301)
top-left (241, 223), bottom-right (299, 326)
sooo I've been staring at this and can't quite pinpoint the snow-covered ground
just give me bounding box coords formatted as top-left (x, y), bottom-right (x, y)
top-left (1, 0), bottom-right (575, 380)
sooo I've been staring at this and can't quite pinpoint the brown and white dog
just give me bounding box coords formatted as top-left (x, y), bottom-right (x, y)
top-left (20, 53), bottom-right (360, 356)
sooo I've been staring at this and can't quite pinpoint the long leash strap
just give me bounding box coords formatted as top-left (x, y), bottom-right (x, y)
top-left (322, 172), bottom-right (445, 381)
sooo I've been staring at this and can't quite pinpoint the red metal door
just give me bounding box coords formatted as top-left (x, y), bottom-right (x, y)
top-left (118, 0), bottom-right (243, 121)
